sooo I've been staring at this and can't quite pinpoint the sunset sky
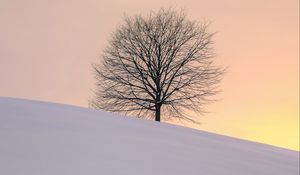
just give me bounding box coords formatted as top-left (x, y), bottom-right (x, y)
top-left (0, 0), bottom-right (299, 150)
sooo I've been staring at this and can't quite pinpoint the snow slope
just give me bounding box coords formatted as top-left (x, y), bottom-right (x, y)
top-left (0, 97), bottom-right (298, 175)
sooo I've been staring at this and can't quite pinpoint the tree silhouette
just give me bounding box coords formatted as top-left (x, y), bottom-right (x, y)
top-left (91, 8), bottom-right (224, 122)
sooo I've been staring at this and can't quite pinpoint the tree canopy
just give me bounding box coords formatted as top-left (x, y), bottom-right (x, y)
top-left (91, 8), bottom-right (224, 122)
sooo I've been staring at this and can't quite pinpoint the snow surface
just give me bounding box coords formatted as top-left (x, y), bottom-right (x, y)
top-left (0, 97), bottom-right (299, 175)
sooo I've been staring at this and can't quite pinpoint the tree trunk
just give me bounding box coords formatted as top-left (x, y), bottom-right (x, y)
top-left (155, 104), bottom-right (161, 122)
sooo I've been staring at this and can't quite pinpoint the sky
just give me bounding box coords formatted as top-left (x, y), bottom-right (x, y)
top-left (0, 0), bottom-right (299, 150)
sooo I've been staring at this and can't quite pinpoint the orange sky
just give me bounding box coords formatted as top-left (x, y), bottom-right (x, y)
top-left (0, 0), bottom-right (299, 150)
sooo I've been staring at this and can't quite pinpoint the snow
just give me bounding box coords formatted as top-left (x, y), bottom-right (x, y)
top-left (0, 97), bottom-right (298, 175)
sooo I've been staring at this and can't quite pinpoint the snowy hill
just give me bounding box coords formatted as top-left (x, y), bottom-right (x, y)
top-left (0, 97), bottom-right (298, 175)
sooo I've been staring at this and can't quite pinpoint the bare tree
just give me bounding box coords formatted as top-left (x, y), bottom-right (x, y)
top-left (91, 8), bottom-right (224, 122)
